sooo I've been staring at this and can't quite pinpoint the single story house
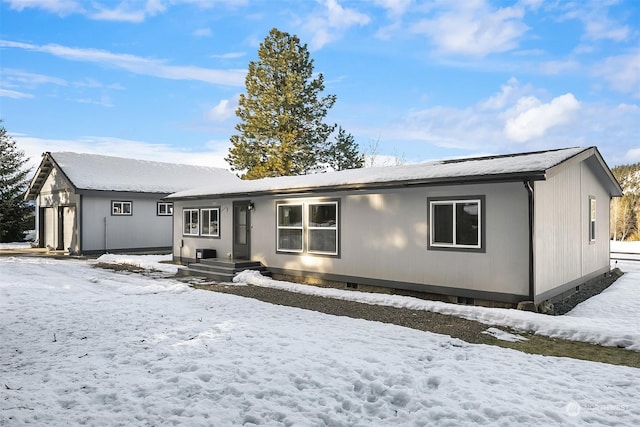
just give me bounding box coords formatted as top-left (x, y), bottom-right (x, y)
top-left (25, 152), bottom-right (239, 254)
top-left (167, 147), bottom-right (622, 305)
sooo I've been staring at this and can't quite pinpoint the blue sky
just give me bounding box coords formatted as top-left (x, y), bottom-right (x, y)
top-left (1, 0), bottom-right (638, 171)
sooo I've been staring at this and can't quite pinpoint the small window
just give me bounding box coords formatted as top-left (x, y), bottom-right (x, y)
top-left (201, 208), bottom-right (220, 237)
top-left (308, 202), bottom-right (338, 255)
top-left (112, 201), bottom-right (132, 216)
top-left (589, 197), bottom-right (596, 242)
top-left (429, 197), bottom-right (483, 251)
top-left (277, 204), bottom-right (303, 252)
top-left (183, 209), bottom-right (199, 236)
top-left (157, 202), bottom-right (173, 216)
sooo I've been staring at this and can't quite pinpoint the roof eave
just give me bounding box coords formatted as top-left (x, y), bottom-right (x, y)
top-left (167, 171), bottom-right (548, 201)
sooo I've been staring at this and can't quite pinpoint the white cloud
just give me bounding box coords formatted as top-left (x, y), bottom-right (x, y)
top-left (355, 81), bottom-right (637, 159)
top-left (479, 77), bottom-right (521, 110)
top-left (206, 95), bottom-right (239, 121)
top-left (15, 134), bottom-right (232, 170)
top-left (0, 88), bottom-right (34, 99)
top-left (193, 28), bottom-right (212, 37)
top-left (3, 0), bottom-right (82, 15)
top-left (410, 1), bottom-right (529, 57)
top-left (592, 50), bottom-right (640, 99)
top-left (0, 40), bottom-right (246, 86)
top-left (372, 0), bottom-right (412, 17)
top-left (210, 52), bottom-right (246, 59)
top-left (304, 0), bottom-right (370, 49)
top-left (503, 93), bottom-right (580, 142)
top-left (1, 68), bottom-right (67, 87)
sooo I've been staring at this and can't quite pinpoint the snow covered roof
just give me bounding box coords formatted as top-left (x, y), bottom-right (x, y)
top-left (26, 152), bottom-right (239, 199)
top-left (168, 146), bottom-right (621, 199)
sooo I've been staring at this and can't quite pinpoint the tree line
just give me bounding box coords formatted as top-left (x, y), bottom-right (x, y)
top-left (610, 163), bottom-right (640, 241)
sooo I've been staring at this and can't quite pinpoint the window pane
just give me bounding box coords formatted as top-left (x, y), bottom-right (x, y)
top-left (309, 204), bottom-right (336, 227)
top-left (278, 229), bottom-right (302, 251)
top-left (123, 203), bottom-right (131, 214)
top-left (456, 202), bottom-right (479, 246)
top-left (309, 229), bottom-right (336, 253)
top-left (113, 203), bottom-right (121, 214)
top-left (183, 211), bottom-right (190, 234)
top-left (278, 205), bottom-right (302, 226)
top-left (432, 204), bottom-right (453, 244)
top-left (202, 210), bottom-right (210, 235)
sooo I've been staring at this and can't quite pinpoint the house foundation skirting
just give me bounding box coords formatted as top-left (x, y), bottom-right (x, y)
top-left (269, 267), bottom-right (527, 306)
top-left (534, 265), bottom-right (611, 304)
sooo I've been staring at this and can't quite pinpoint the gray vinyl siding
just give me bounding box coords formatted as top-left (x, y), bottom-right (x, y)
top-left (172, 202), bottom-right (235, 262)
top-left (533, 161), bottom-right (612, 298)
top-left (174, 182), bottom-right (530, 297)
top-left (81, 195), bottom-right (172, 252)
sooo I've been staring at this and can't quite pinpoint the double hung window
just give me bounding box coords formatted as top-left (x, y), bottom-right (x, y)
top-left (429, 197), bottom-right (483, 251)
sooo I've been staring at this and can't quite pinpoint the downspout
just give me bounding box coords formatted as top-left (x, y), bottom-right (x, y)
top-left (104, 216), bottom-right (109, 254)
top-left (524, 180), bottom-right (535, 301)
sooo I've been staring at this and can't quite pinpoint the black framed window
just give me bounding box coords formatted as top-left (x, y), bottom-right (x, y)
top-left (112, 201), bottom-right (132, 216)
top-left (157, 202), bottom-right (173, 216)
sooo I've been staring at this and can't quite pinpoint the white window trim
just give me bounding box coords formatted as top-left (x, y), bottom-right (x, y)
top-left (429, 199), bottom-right (482, 249)
top-left (277, 203), bottom-right (304, 253)
top-left (201, 208), bottom-right (220, 237)
top-left (183, 209), bottom-right (200, 236)
top-left (112, 201), bottom-right (132, 216)
top-left (157, 202), bottom-right (173, 216)
top-left (307, 201), bottom-right (339, 256)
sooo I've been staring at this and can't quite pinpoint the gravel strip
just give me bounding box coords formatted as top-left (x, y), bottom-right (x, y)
top-left (191, 268), bottom-right (624, 343)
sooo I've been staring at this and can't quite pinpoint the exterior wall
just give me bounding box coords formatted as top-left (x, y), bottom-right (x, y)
top-left (174, 182), bottom-right (531, 300)
top-left (172, 201), bottom-right (234, 262)
top-left (81, 194), bottom-right (172, 252)
top-left (533, 160), bottom-right (612, 300)
top-left (36, 169), bottom-right (80, 251)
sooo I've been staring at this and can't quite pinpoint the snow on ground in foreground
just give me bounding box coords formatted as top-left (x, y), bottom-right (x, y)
top-left (95, 253), bottom-right (179, 274)
top-left (1, 257), bottom-right (639, 426)
top-left (94, 253), bottom-right (640, 351)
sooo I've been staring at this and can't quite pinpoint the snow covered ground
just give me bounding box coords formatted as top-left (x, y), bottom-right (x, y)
top-left (1, 256), bottom-right (639, 426)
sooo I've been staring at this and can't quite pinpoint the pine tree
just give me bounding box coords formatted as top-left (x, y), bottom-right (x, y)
top-left (0, 121), bottom-right (33, 243)
top-left (226, 28), bottom-right (340, 179)
top-left (324, 126), bottom-right (364, 171)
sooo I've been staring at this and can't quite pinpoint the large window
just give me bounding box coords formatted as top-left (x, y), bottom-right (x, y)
top-left (277, 204), bottom-right (303, 252)
top-left (201, 208), bottom-right (220, 237)
top-left (589, 196), bottom-right (596, 242)
top-left (429, 197), bottom-right (483, 251)
top-left (277, 201), bottom-right (339, 256)
top-left (183, 209), bottom-right (199, 236)
top-left (157, 202), bottom-right (173, 216)
top-left (112, 201), bottom-right (132, 216)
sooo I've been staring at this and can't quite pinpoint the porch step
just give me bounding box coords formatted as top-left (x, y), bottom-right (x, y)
top-left (181, 258), bottom-right (271, 282)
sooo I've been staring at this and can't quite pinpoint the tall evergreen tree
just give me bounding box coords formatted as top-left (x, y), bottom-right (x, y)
top-left (226, 27), bottom-right (347, 179)
top-left (324, 126), bottom-right (364, 171)
top-left (0, 121), bottom-right (32, 242)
